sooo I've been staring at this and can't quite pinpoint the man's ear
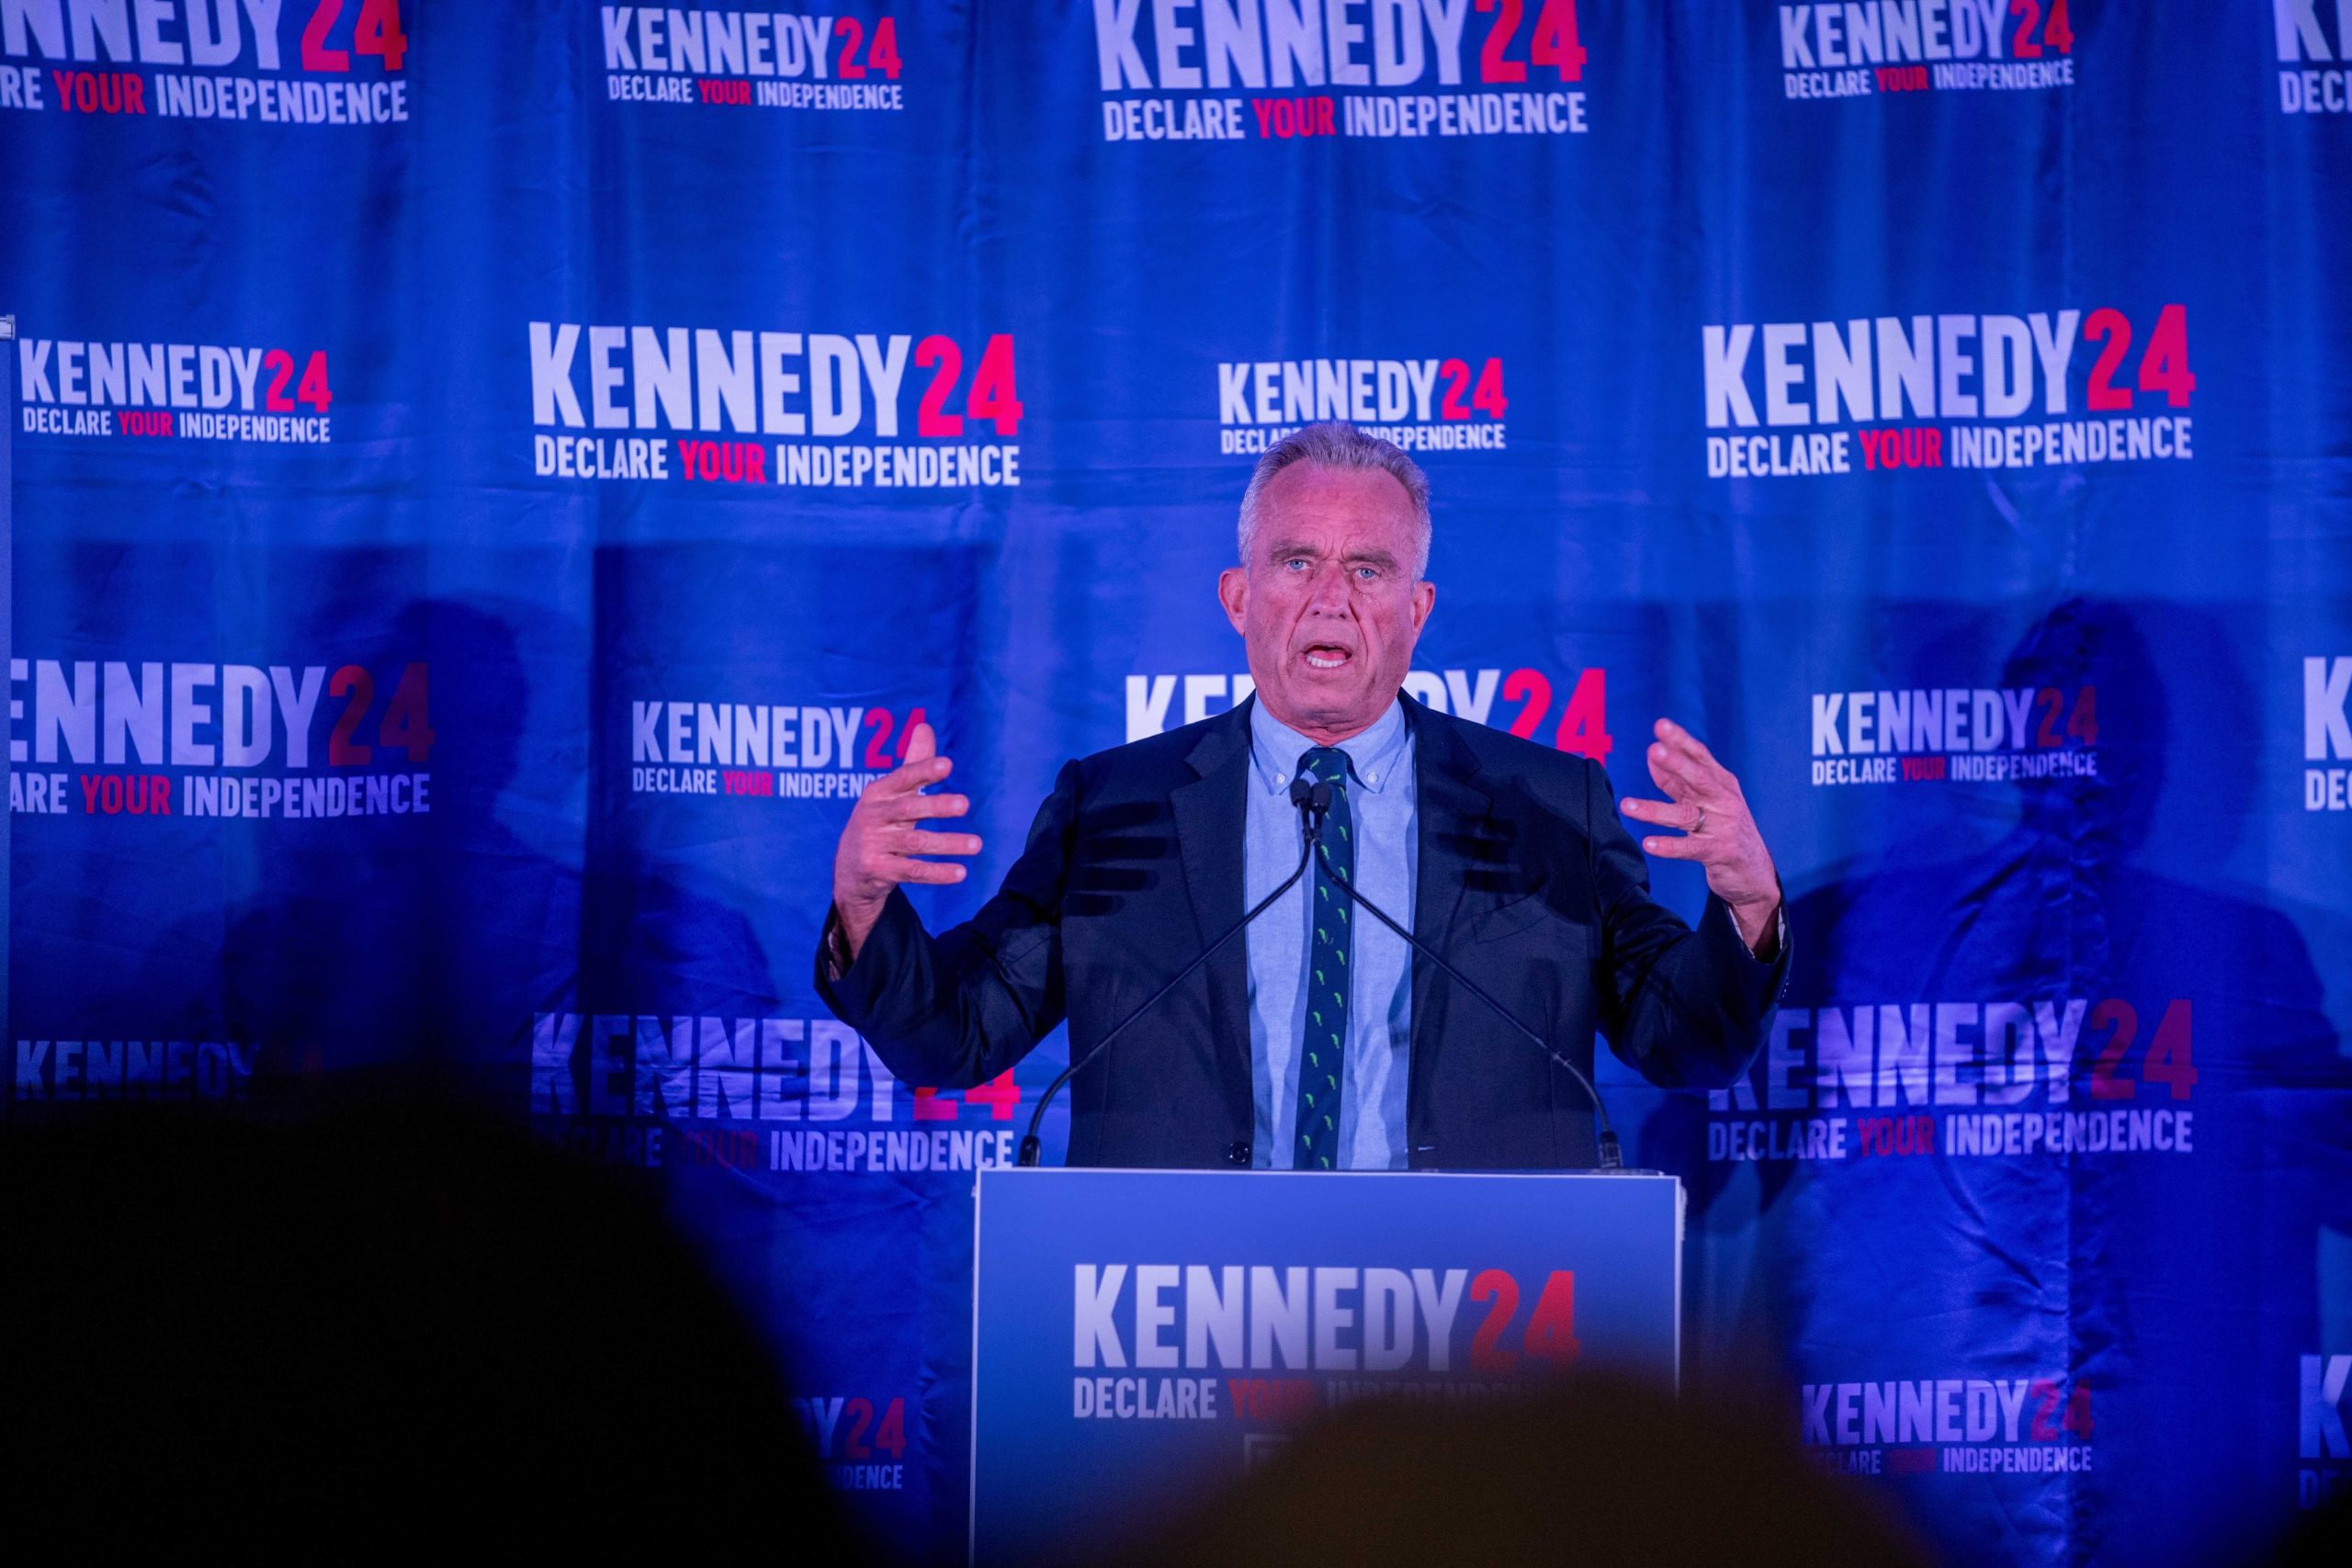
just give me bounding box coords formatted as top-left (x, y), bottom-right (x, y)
top-left (1410, 578), bottom-right (1435, 634)
top-left (1217, 567), bottom-right (1249, 633)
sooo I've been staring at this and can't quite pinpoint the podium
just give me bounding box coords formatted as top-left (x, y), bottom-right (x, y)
top-left (968, 1167), bottom-right (1683, 1564)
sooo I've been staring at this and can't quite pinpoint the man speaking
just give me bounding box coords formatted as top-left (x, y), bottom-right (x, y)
top-left (817, 423), bottom-right (1787, 1170)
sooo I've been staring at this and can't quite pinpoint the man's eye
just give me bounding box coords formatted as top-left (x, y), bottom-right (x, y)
top-left (1283, 558), bottom-right (1308, 570)
top-left (1354, 566), bottom-right (1379, 581)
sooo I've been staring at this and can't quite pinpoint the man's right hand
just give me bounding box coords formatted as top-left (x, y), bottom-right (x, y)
top-left (830, 722), bottom-right (982, 963)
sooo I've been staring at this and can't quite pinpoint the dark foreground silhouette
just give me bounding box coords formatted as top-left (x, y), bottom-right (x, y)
top-left (0, 1078), bottom-right (868, 1558)
top-left (1114, 1372), bottom-right (1932, 1568)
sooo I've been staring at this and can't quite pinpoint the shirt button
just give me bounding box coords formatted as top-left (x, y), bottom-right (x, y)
top-left (1225, 1141), bottom-right (1251, 1168)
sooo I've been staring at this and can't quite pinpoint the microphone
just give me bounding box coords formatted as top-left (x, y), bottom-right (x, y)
top-left (1305, 806), bottom-right (1627, 1171)
top-left (1016, 779), bottom-right (1324, 1167)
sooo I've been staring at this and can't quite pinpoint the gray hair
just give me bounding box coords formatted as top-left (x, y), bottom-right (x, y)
top-left (1237, 422), bottom-right (1432, 579)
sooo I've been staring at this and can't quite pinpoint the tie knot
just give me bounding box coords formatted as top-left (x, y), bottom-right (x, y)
top-left (1295, 747), bottom-right (1350, 789)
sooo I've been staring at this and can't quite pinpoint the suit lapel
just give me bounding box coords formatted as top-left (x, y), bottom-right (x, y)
top-left (1412, 703), bottom-right (1495, 956)
top-left (1171, 701), bottom-right (1252, 943)
top-left (1408, 704), bottom-right (1495, 1164)
top-left (1170, 701), bottom-right (1256, 1131)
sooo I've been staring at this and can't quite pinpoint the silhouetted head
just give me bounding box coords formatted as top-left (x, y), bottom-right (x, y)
top-left (1999, 598), bottom-right (2165, 858)
top-left (391, 596), bottom-right (531, 800)
top-left (1114, 1371), bottom-right (1927, 1568)
top-left (0, 1077), bottom-right (868, 1556)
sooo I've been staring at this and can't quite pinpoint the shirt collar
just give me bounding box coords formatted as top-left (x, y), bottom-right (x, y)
top-left (1247, 693), bottom-right (1410, 796)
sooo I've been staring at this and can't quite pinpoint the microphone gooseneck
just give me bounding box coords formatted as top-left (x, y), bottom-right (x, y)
top-left (1311, 836), bottom-right (1627, 1171)
top-left (1016, 789), bottom-right (1321, 1167)
top-left (1018, 773), bottom-right (1624, 1171)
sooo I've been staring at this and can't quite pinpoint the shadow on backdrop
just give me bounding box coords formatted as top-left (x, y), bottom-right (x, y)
top-left (1637, 598), bottom-right (2352, 1564)
top-left (121, 589), bottom-right (785, 1112)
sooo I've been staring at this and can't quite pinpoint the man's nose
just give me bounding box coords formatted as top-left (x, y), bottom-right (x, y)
top-left (1305, 562), bottom-right (1353, 613)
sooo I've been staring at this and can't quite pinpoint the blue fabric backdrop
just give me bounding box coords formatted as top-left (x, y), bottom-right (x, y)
top-left (5, 2), bottom-right (2349, 1560)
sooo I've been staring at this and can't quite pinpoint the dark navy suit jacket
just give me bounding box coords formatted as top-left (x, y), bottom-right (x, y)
top-left (816, 695), bottom-right (1787, 1170)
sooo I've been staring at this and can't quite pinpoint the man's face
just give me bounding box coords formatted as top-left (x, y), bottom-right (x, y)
top-left (1217, 462), bottom-right (1436, 744)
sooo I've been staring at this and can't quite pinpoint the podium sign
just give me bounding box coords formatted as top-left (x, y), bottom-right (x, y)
top-left (969, 1168), bottom-right (1682, 1563)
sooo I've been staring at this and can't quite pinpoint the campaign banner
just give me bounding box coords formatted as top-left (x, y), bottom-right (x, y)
top-left (3, 310), bottom-right (14, 1035)
top-left (5, 3), bottom-right (2349, 1562)
top-left (969, 1168), bottom-right (1679, 1563)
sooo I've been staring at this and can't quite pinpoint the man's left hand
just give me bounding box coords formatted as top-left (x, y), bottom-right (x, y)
top-left (1619, 717), bottom-right (1782, 957)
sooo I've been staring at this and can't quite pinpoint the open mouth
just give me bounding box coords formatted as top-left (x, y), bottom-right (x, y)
top-left (1300, 643), bottom-right (1354, 671)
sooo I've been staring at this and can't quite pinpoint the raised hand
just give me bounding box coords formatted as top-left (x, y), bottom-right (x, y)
top-left (831, 722), bottom-right (982, 959)
top-left (1617, 717), bottom-right (1782, 955)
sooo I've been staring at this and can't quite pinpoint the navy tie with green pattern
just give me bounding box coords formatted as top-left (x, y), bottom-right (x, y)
top-left (1293, 746), bottom-right (1353, 1170)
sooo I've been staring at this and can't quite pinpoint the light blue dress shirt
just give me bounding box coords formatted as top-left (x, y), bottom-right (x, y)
top-left (1244, 696), bottom-right (1418, 1169)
